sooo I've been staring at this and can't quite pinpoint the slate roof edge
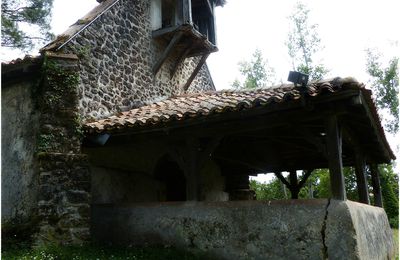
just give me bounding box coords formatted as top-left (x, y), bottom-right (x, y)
top-left (40, 0), bottom-right (121, 52)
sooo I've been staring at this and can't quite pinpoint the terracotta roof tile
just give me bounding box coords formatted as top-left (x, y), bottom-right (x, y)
top-left (84, 77), bottom-right (363, 134)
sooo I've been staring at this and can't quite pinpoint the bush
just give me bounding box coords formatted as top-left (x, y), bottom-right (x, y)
top-left (389, 217), bottom-right (399, 229)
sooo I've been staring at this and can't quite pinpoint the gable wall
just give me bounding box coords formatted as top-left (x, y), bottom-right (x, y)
top-left (63, 0), bottom-right (215, 120)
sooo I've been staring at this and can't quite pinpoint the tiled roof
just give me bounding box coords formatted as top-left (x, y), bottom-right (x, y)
top-left (1, 55), bottom-right (42, 69)
top-left (84, 77), bottom-right (363, 134)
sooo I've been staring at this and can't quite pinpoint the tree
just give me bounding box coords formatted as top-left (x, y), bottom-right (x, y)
top-left (1, 0), bottom-right (54, 50)
top-left (365, 49), bottom-right (399, 133)
top-left (232, 49), bottom-right (275, 89)
top-left (250, 178), bottom-right (287, 200)
top-left (378, 164), bottom-right (399, 228)
top-left (286, 1), bottom-right (328, 81)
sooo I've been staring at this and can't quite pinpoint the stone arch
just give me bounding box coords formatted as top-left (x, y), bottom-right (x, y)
top-left (154, 155), bottom-right (186, 201)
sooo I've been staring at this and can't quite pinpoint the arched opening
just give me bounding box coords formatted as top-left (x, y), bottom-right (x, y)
top-left (154, 155), bottom-right (186, 201)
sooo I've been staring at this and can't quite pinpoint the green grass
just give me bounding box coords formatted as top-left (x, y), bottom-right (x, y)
top-left (1, 245), bottom-right (208, 260)
top-left (394, 229), bottom-right (399, 260)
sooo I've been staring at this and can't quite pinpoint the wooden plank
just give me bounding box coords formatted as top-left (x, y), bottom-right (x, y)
top-left (370, 164), bottom-right (383, 207)
top-left (355, 153), bottom-right (370, 204)
top-left (183, 53), bottom-right (209, 91)
top-left (152, 31), bottom-right (184, 74)
top-left (326, 115), bottom-right (346, 200)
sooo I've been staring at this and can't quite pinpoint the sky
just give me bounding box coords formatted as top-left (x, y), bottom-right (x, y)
top-left (2, 0), bottom-right (399, 180)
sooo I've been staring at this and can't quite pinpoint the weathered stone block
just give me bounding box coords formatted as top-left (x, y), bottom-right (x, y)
top-left (92, 200), bottom-right (394, 260)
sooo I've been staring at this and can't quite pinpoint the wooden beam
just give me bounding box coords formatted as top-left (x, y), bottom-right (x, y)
top-left (370, 164), bottom-right (383, 207)
top-left (152, 31), bottom-right (184, 74)
top-left (167, 137), bottom-right (221, 201)
top-left (355, 153), bottom-right (370, 204)
top-left (274, 172), bottom-right (291, 188)
top-left (326, 115), bottom-right (346, 200)
top-left (183, 53), bottom-right (209, 91)
top-left (298, 169), bottom-right (313, 188)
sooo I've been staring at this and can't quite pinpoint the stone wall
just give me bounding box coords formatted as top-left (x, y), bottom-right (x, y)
top-left (34, 53), bottom-right (91, 245)
top-left (91, 199), bottom-right (394, 259)
top-left (1, 81), bottom-right (40, 221)
top-left (62, 0), bottom-right (215, 120)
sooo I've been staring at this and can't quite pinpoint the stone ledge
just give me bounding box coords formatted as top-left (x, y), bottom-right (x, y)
top-left (92, 199), bottom-right (394, 260)
top-left (326, 200), bottom-right (394, 260)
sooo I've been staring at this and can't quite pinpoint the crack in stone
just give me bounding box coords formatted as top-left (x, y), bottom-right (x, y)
top-left (321, 198), bottom-right (331, 259)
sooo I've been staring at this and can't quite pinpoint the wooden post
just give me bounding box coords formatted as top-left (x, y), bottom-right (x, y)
top-left (326, 115), bottom-right (346, 200)
top-left (370, 164), bottom-right (383, 207)
top-left (354, 153), bottom-right (370, 204)
top-left (169, 137), bottom-right (220, 201)
top-left (289, 170), bottom-right (299, 199)
top-left (182, 0), bottom-right (192, 24)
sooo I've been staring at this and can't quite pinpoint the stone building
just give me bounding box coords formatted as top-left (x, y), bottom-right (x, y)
top-left (1, 0), bottom-right (396, 259)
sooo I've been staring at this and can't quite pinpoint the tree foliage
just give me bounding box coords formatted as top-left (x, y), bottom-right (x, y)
top-left (378, 164), bottom-right (399, 227)
top-left (286, 1), bottom-right (328, 81)
top-left (232, 49), bottom-right (275, 89)
top-left (250, 165), bottom-right (399, 228)
top-left (250, 178), bottom-right (287, 200)
top-left (365, 49), bottom-right (399, 133)
top-left (1, 0), bottom-right (54, 50)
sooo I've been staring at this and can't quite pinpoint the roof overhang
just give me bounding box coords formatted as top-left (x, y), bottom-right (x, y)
top-left (83, 77), bottom-right (395, 172)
